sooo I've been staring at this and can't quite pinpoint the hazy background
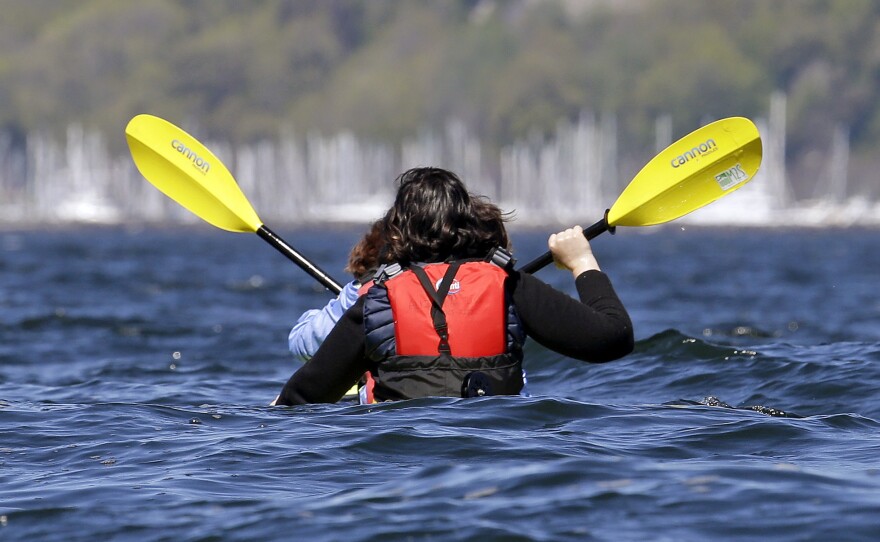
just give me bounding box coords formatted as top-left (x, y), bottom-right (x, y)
top-left (0, 0), bottom-right (877, 226)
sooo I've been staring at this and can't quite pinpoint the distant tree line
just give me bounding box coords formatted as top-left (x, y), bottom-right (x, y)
top-left (1, 0), bottom-right (878, 196)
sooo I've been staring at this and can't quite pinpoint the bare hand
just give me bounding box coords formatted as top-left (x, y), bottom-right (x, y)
top-left (548, 226), bottom-right (600, 277)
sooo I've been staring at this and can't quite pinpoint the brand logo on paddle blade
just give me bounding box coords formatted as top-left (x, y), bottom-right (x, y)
top-left (670, 138), bottom-right (718, 168)
top-left (714, 163), bottom-right (749, 190)
top-left (171, 139), bottom-right (211, 174)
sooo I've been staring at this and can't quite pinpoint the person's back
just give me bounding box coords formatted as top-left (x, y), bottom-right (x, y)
top-left (362, 253), bottom-right (523, 401)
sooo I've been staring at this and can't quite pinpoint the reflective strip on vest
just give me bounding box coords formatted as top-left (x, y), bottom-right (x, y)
top-left (386, 261), bottom-right (507, 357)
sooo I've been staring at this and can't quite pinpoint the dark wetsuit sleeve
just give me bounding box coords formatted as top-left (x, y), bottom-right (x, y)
top-left (509, 270), bottom-right (634, 362)
top-left (276, 297), bottom-right (371, 406)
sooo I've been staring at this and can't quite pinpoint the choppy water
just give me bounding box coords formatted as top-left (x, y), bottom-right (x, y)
top-left (1, 226), bottom-right (879, 541)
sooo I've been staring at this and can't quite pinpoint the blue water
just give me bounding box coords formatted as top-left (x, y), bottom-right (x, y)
top-left (2, 226), bottom-right (879, 541)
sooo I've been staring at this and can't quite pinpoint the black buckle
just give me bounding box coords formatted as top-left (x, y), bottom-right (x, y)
top-left (488, 247), bottom-right (516, 270)
top-left (461, 372), bottom-right (493, 398)
top-left (373, 262), bottom-right (403, 285)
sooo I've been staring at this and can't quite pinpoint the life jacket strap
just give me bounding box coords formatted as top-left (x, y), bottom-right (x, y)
top-left (409, 261), bottom-right (462, 355)
top-left (372, 262), bottom-right (403, 286)
top-left (487, 246), bottom-right (516, 271)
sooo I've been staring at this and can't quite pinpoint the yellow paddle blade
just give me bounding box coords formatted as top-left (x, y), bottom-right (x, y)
top-left (125, 114), bottom-right (262, 233)
top-left (608, 117), bottom-right (762, 227)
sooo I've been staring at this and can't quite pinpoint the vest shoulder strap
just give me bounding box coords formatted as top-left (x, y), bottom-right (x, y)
top-left (486, 246), bottom-right (516, 271)
top-left (374, 246), bottom-right (514, 286)
top-left (372, 262), bottom-right (403, 286)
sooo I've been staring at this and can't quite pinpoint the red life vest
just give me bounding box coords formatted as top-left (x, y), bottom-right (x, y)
top-left (390, 261), bottom-right (508, 356)
top-left (362, 253), bottom-right (525, 401)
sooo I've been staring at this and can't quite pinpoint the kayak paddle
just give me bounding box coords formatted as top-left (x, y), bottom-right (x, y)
top-left (125, 114), bottom-right (344, 294)
top-left (518, 116), bottom-right (763, 274)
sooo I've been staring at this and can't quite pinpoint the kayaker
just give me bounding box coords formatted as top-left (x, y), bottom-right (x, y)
top-left (285, 196), bottom-right (533, 401)
top-left (274, 167), bottom-right (633, 405)
top-left (288, 219), bottom-right (384, 362)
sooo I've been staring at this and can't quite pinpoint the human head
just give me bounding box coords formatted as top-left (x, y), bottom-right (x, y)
top-left (345, 219), bottom-right (384, 280)
top-left (472, 195), bottom-right (511, 252)
top-left (381, 167), bottom-right (509, 264)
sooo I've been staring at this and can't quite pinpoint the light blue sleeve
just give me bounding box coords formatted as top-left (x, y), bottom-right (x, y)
top-left (288, 280), bottom-right (361, 362)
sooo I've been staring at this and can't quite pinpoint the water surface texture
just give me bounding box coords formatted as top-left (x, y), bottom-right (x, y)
top-left (2, 227), bottom-right (879, 541)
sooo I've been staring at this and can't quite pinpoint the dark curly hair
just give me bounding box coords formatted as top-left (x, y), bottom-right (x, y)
top-left (380, 167), bottom-right (510, 265)
top-left (345, 218), bottom-right (384, 280)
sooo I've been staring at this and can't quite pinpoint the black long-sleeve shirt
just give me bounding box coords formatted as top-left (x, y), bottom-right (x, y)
top-left (277, 270), bottom-right (633, 405)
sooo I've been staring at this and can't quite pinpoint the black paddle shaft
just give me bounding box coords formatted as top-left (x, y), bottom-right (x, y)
top-left (517, 211), bottom-right (613, 274)
top-left (257, 226), bottom-right (344, 294)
